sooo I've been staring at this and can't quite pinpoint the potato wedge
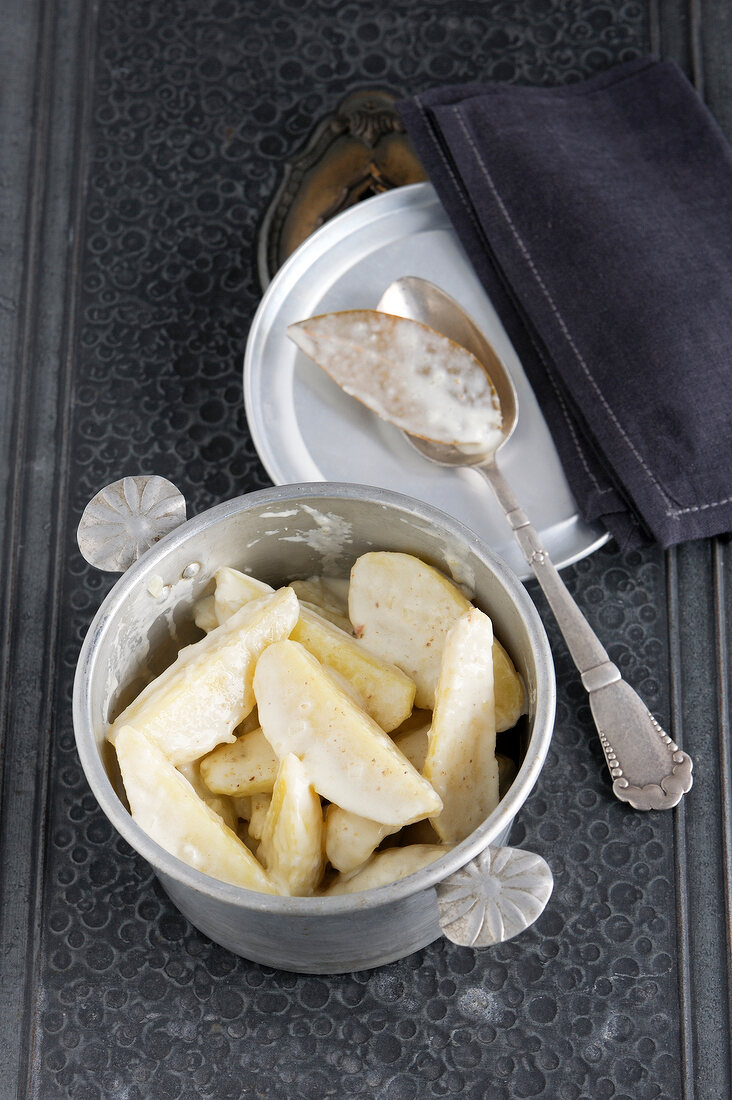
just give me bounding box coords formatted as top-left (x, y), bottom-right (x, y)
top-left (247, 793), bottom-right (272, 841)
top-left (290, 608), bottom-right (415, 732)
top-left (423, 607), bottom-right (500, 843)
top-left (392, 718), bottom-right (431, 772)
top-left (213, 566), bottom-right (415, 732)
top-left (176, 760), bottom-right (237, 831)
top-left (258, 753), bottom-right (325, 896)
top-left (323, 712), bottom-right (432, 872)
top-left (211, 568), bottom-right (522, 730)
top-left (108, 587), bottom-right (299, 765)
top-left (114, 725), bottom-right (275, 893)
top-left (348, 552), bottom-right (471, 708)
top-left (493, 638), bottom-right (527, 732)
top-left (232, 795), bottom-right (252, 821)
top-left (323, 845), bottom-right (446, 895)
top-left (254, 640), bottom-right (442, 826)
top-left (324, 714), bottom-right (433, 873)
top-left (324, 805), bottom-right (393, 874)
top-left (298, 601), bottom-right (353, 634)
top-left (290, 576), bottom-right (352, 633)
top-left (200, 727), bottom-right (278, 796)
top-left (214, 566), bottom-right (272, 622)
top-left (193, 594), bottom-right (218, 634)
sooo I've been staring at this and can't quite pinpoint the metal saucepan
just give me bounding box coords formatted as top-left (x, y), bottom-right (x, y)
top-left (73, 479), bottom-right (555, 973)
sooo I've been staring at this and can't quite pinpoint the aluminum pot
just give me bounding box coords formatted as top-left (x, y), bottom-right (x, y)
top-left (73, 478), bottom-right (556, 974)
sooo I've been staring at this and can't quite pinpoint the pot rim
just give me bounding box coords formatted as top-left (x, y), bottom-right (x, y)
top-left (73, 481), bottom-right (555, 916)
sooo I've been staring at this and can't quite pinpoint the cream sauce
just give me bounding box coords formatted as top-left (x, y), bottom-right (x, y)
top-left (288, 310), bottom-right (503, 451)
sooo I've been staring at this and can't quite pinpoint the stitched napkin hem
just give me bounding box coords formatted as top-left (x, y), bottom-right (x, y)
top-left (398, 57), bottom-right (732, 548)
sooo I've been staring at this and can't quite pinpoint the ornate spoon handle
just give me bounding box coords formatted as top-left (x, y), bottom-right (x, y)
top-left (477, 461), bottom-right (693, 810)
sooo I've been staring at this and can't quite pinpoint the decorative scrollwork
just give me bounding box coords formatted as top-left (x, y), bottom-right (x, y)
top-left (257, 88), bottom-right (427, 287)
top-left (613, 749), bottom-right (694, 811)
top-left (77, 475), bottom-right (186, 572)
top-left (437, 845), bottom-right (553, 947)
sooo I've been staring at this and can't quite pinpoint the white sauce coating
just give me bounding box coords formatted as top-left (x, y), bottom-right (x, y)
top-left (147, 574), bottom-right (165, 598)
top-left (279, 505), bottom-right (354, 574)
top-left (288, 311), bottom-right (503, 451)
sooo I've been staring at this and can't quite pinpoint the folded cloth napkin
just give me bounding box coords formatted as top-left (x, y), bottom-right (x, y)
top-left (398, 56), bottom-right (732, 549)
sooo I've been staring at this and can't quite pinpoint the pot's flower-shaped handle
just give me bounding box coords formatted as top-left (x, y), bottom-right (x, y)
top-left (437, 844), bottom-right (553, 948)
top-left (77, 475), bottom-right (187, 572)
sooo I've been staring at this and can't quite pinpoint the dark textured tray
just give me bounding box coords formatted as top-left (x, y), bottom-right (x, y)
top-left (1, 2), bottom-right (730, 1097)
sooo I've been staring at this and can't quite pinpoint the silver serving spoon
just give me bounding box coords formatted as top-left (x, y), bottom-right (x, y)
top-left (378, 276), bottom-right (692, 811)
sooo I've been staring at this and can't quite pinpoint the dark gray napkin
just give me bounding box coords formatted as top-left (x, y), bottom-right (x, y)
top-left (398, 57), bottom-right (732, 549)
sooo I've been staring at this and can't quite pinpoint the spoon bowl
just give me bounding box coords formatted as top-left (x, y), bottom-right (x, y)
top-left (377, 276), bottom-right (518, 466)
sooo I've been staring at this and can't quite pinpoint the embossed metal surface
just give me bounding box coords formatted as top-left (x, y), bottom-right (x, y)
top-left (77, 475), bottom-right (187, 571)
top-left (437, 845), bottom-right (554, 948)
top-left (1, 1), bottom-right (731, 1098)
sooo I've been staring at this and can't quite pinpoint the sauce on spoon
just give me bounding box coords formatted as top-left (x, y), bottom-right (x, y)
top-left (287, 309), bottom-right (503, 453)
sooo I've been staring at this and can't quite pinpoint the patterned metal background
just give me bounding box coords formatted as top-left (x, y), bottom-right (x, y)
top-left (1, 1), bottom-right (730, 1097)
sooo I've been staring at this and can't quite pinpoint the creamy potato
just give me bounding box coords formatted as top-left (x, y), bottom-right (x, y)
top-left (110, 554), bottom-right (526, 897)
